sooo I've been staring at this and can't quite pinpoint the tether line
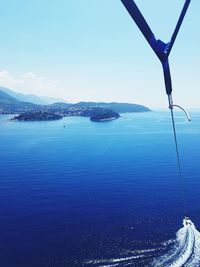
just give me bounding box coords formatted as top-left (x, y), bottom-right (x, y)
top-left (169, 106), bottom-right (187, 214)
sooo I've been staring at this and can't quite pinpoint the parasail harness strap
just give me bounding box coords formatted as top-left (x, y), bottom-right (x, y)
top-left (121, 0), bottom-right (192, 213)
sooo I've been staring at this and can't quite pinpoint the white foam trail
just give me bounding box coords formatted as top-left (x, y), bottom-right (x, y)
top-left (153, 219), bottom-right (200, 267)
top-left (86, 219), bottom-right (200, 267)
top-left (86, 254), bottom-right (144, 265)
top-left (86, 247), bottom-right (158, 266)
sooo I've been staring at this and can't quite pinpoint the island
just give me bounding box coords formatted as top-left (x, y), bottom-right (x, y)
top-left (11, 111), bottom-right (63, 121)
top-left (11, 108), bottom-right (119, 122)
top-left (90, 109), bottom-right (120, 122)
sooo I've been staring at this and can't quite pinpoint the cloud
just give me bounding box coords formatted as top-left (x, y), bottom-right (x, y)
top-left (0, 70), bottom-right (64, 98)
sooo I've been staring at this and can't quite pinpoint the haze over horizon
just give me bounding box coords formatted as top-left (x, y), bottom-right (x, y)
top-left (0, 0), bottom-right (199, 109)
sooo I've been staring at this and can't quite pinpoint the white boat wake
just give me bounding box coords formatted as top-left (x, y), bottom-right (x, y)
top-left (85, 218), bottom-right (200, 267)
top-left (152, 218), bottom-right (200, 267)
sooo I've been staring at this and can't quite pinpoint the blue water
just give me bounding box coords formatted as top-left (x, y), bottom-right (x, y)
top-left (0, 111), bottom-right (200, 267)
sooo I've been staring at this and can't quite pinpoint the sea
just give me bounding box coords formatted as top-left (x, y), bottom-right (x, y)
top-left (1, 111), bottom-right (200, 267)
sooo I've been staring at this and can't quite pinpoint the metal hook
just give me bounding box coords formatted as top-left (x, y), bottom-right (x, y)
top-left (172, 104), bottom-right (191, 121)
top-left (168, 95), bottom-right (191, 121)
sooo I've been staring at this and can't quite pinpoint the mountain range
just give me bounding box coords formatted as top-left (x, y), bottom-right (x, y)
top-left (0, 89), bottom-right (21, 104)
top-left (0, 87), bottom-right (67, 105)
top-left (0, 87), bottom-right (151, 115)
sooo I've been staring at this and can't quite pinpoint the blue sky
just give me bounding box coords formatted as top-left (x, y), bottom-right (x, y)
top-left (0, 0), bottom-right (199, 108)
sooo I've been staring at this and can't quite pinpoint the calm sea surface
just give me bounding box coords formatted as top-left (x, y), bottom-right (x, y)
top-left (0, 111), bottom-right (200, 267)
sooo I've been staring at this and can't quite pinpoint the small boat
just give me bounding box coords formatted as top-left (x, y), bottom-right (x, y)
top-left (184, 216), bottom-right (192, 226)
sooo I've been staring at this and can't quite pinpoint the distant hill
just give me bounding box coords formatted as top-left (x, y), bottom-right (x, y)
top-left (48, 102), bottom-right (71, 108)
top-left (38, 96), bottom-right (69, 105)
top-left (73, 102), bottom-right (151, 113)
top-left (0, 87), bottom-right (68, 105)
top-left (0, 89), bottom-right (39, 114)
top-left (46, 102), bottom-right (151, 114)
top-left (0, 90), bottom-right (20, 104)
